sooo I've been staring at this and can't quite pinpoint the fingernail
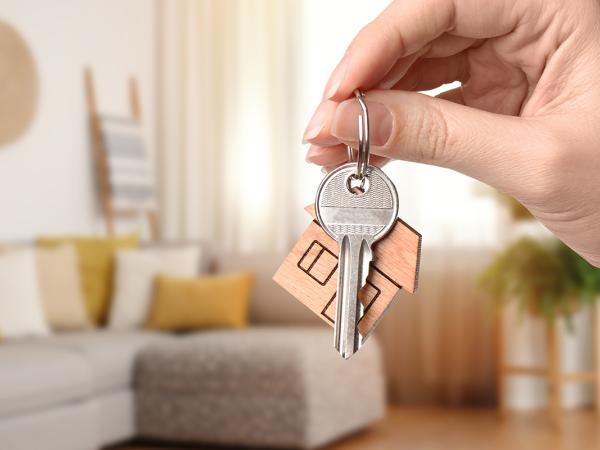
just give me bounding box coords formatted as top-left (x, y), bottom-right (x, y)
top-left (302, 103), bottom-right (328, 143)
top-left (331, 100), bottom-right (394, 146)
top-left (324, 57), bottom-right (348, 100)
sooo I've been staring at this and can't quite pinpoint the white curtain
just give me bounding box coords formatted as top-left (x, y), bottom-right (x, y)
top-left (156, 0), bottom-right (303, 252)
top-left (156, 0), bottom-right (504, 251)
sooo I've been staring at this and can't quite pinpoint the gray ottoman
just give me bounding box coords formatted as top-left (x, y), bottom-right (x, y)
top-left (135, 327), bottom-right (385, 449)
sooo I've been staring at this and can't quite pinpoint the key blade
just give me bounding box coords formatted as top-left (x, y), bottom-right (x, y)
top-left (334, 235), bottom-right (369, 359)
top-left (360, 239), bottom-right (372, 288)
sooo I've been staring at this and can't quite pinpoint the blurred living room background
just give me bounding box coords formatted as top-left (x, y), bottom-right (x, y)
top-left (1, 1), bottom-right (599, 450)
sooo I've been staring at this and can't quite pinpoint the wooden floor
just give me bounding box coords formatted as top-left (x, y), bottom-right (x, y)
top-left (115, 407), bottom-right (600, 450)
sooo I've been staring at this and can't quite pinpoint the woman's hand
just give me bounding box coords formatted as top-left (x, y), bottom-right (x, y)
top-left (304, 0), bottom-right (600, 267)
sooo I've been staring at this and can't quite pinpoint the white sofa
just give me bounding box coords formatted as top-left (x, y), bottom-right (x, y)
top-left (0, 254), bottom-right (385, 450)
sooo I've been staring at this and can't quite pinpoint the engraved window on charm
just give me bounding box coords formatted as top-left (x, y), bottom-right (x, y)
top-left (321, 280), bottom-right (381, 324)
top-left (297, 240), bottom-right (338, 286)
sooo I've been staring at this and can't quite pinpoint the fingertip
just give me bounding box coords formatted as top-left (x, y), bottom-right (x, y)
top-left (303, 101), bottom-right (341, 146)
top-left (326, 89), bottom-right (354, 103)
top-left (323, 57), bottom-right (349, 100)
top-left (305, 144), bottom-right (349, 166)
top-left (305, 144), bottom-right (320, 162)
top-left (303, 102), bottom-right (327, 142)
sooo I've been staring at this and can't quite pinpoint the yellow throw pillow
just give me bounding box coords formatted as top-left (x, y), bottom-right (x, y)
top-left (37, 235), bottom-right (139, 325)
top-left (146, 272), bottom-right (252, 331)
top-left (36, 245), bottom-right (91, 330)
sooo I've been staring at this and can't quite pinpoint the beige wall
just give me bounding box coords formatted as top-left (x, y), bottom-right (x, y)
top-left (0, 0), bottom-right (156, 240)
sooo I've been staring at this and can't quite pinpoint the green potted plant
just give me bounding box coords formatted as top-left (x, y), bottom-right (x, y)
top-left (483, 194), bottom-right (600, 412)
top-left (481, 237), bottom-right (600, 329)
top-left (480, 191), bottom-right (600, 327)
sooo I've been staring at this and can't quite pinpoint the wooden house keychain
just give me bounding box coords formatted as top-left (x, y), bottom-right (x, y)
top-left (274, 90), bottom-right (421, 359)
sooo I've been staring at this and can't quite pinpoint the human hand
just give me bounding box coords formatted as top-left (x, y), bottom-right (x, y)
top-left (304, 0), bottom-right (600, 267)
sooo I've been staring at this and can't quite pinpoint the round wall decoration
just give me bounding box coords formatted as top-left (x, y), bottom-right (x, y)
top-left (0, 21), bottom-right (38, 148)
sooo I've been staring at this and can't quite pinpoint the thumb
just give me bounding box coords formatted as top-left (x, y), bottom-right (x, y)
top-left (331, 89), bottom-right (550, 197)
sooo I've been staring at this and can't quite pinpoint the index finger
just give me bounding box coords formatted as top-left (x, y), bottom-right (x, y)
top-left (325, 0), bottom-right (524, 101)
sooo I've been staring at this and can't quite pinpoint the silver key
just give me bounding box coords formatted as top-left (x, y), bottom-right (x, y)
top-left (315, 163), bottom-right (398, 359)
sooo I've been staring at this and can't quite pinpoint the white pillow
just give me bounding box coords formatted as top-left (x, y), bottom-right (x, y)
top-left (0, 248), bottom-right (50, 338)
top-left (108, 246), bottom-right (200, 329)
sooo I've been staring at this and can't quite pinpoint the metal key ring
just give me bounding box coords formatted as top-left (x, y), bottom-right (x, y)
top-left (346, 89), bottom-right (370, 179)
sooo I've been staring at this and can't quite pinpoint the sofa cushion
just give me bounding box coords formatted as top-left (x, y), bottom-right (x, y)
top-left (216, 253), bottom-right (321, 325)
top-left (108, 246), bottom-right (201, 330)
top-left (37, 234), bottom-right (139, 324)
top-left (0, 398), bottom-right (99, 450)
top-left (0, 342), bottom-right (92, 417)
top-left (0, 247), bottom-right (50, 338)
top-left (145, 273), bottom-right (252, 331)
top-left (36, 244), bottom-right (92, 331)
top-left (40, 330), bottom-right (170, 394)
top-left (136, 327), bottom-right (321, 396)
top-left (135, 327), bottom-right (385, 449)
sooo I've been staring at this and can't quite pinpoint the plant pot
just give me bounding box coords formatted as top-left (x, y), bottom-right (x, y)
top-left (502, 301), bottom-right (596, 410)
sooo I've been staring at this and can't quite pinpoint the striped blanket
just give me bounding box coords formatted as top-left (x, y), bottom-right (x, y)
top-left (99, 115), bottom-right (156, 212)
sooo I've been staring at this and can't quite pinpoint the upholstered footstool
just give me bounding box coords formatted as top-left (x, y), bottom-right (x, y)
top-left (135, 327), bottom-right (385, 449)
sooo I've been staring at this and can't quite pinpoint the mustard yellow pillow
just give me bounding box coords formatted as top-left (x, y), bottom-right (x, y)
top-left (37, 235), bottom-right (139, 325)
top-left (146, 272), bottom-right (252, 330)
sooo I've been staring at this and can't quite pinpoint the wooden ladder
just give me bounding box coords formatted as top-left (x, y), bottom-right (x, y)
top-left (83, 68), bottom-right (158, 240)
